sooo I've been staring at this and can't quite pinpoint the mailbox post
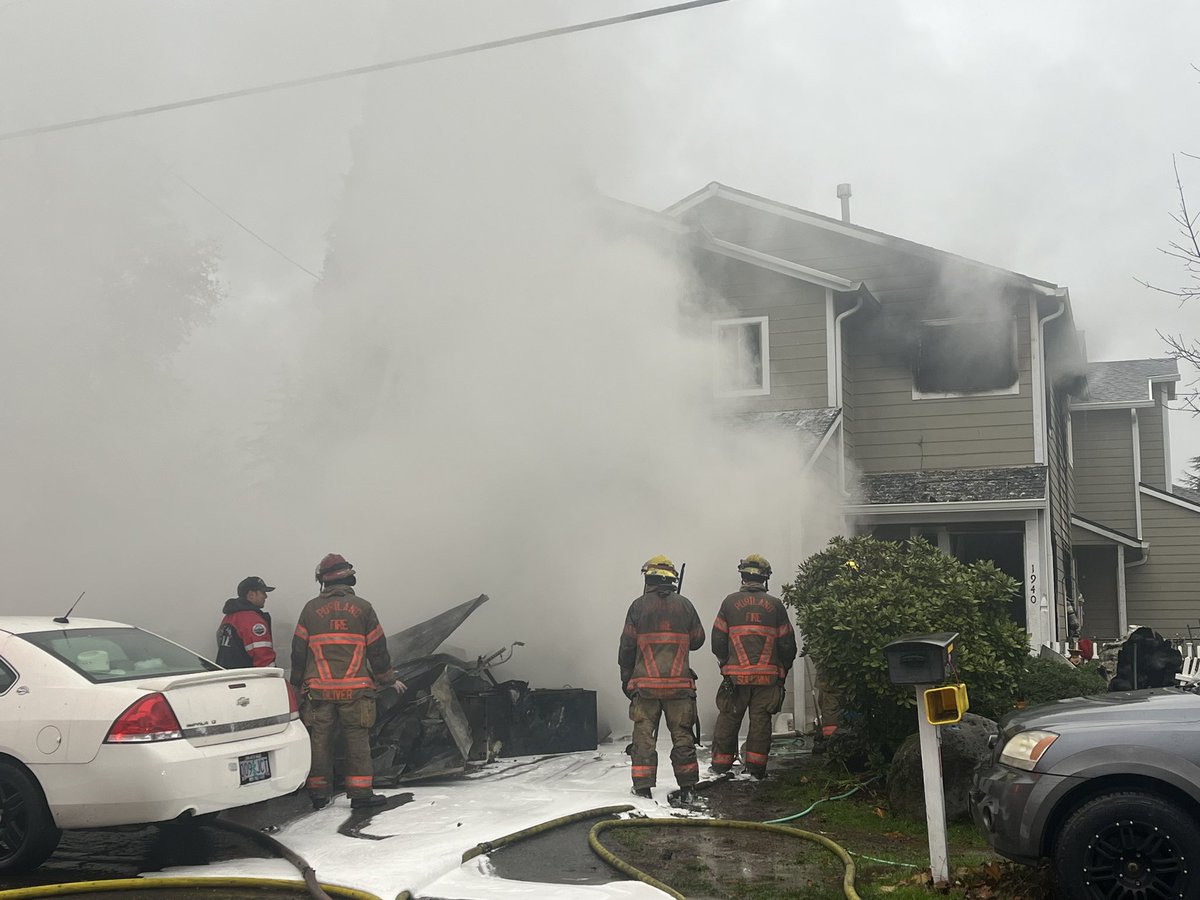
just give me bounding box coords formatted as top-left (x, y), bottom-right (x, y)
top-left (883, 632), bottom-right (961, 886)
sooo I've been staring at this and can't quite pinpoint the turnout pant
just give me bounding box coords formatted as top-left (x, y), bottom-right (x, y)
top-left (711, 682), bottom-right (783, 776)
top-left (628, 696), bottom-right (699, 790)
top-left (301, 696), bottom-right (377, 799)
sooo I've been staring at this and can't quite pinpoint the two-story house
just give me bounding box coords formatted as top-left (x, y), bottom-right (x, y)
top-left (660, 182), bottom-right (1116, 652)
top-left (1071, 359), bottom-right (1200, 642)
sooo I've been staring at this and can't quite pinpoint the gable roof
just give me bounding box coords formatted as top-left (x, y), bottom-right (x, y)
top-left (1080, 358), bottom-right (1180, 404)
top-left (666, 182), bottom-right (1067, 299)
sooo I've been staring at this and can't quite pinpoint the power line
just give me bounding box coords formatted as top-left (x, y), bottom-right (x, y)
top-left (174, 174), bottom-right (321, 280)
top-left (0, 0), bottom-right (734, 143)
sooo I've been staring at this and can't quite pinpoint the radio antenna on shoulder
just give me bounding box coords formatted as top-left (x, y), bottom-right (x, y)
top-left (54, 592), bottom-right (86, 624)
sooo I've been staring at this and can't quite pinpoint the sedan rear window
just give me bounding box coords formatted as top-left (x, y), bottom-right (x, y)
top-left (20, 627), bottom-right (220, 683)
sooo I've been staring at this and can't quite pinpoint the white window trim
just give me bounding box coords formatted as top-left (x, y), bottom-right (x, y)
top-left (911, 316), bottom-right (1020, 400)
top-left (713, 315), bottom-right (770, 397)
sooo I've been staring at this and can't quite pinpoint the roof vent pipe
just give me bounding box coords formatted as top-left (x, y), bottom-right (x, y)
top-left (837, 183), bottom-right (852, 222)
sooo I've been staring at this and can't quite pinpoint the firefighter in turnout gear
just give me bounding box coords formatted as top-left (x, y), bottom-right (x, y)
top-left (216, 576), bottom-right (277, 668)
top-left (618, 555), bottom-right (705, 801)
top-left (710, 554), bottom-right (797, 779)
top-left (291, 554), bottom-right (405, 810)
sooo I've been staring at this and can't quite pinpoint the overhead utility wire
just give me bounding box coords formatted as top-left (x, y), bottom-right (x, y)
top-left (0, 0), bottom-right (734, 143)
top-left (174, 175), bottom-right (321, 280)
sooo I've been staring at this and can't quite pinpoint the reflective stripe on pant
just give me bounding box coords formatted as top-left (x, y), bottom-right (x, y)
top-left (711, 682), bottom-right (782, 775)
top-left (628, 696), bottom-right (699, 789)
top-left (302, 695), bottom-right (377, 798)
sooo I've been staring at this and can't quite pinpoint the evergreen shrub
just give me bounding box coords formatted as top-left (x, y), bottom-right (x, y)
top-left (783, 535), bottom-right (1030, 759)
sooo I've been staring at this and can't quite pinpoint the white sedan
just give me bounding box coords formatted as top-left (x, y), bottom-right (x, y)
top-left (0, 616), bottom-right (311, 873)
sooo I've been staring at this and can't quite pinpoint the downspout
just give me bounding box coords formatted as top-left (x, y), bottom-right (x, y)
top-left (833, 294), bottom-right (865, 495)
top-left (1131, 409), bottom-right (1143, 538)
top-left (1034, 292), bottom-right (1067, 645)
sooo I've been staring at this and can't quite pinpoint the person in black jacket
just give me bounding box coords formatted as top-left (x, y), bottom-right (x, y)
top-left (216, 576), bottom-right (276, 668)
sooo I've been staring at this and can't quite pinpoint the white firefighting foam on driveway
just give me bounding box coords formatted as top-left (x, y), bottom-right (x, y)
top-left (160, 741), bottom-right (690, 898)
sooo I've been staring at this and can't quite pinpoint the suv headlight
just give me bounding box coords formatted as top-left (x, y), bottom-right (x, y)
top-left (1000, 730), bottom-right (1058, 771)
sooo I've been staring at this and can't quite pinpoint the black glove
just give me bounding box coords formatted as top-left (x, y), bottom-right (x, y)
top-left (718, 675), bottom-right (735, 694)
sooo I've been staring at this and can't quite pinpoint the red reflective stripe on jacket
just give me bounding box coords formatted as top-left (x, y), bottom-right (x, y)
top-left (637, 632), bottom-right (689, 679)
top-left (629, 676), bottom-right (694, 691)
top-left (713, 616), bottom-right (729, 633)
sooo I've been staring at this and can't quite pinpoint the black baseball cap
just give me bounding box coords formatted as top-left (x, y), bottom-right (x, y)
top-left (237, 576), bottom-right (276, 597)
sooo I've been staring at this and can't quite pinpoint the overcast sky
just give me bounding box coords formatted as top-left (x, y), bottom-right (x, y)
top-left (3, 1), bottom-right (1199, 702)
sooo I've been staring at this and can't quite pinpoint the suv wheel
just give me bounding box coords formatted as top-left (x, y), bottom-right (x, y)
top-left (1054, 790), bottom-right (1200, 900)
top-left (0, 760), bottom-right (61, 874)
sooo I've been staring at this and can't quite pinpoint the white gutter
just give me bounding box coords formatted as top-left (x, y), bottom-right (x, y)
top-left (833, 294), bottom-right (865, 495)
top-left (833, 295), bottom-right (865, 408)
top-left (1033, 292), bottom-right (1067, 465)
top-left (844, 498), bottom-right (1047, 516)
top-left (1132, 408), bottom-right (1143, 538)
top-left (1117, 545), bottom-right (1129, 634)
top-left (1070, 400), bottom-right (1157, 411)
top-left (700, 234), bottom-right (859, 292)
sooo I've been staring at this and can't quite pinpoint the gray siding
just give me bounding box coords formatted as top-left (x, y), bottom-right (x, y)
top-left (1138, 390), bottom-right (1167, 490)
top-left (1125, 493), bottom-right (1200, 637)
top-left (700, 255), bottom-right (829, 413)
top-left (843, 305), bottom-right (1035, 473)
top-left (1071, 409), bottom-right (1136, 534)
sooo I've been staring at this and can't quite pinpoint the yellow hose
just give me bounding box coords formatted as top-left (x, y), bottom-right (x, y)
top-left (589, 816), bottom-right (862, 900)
top-left (460, 804), bottom-right (636, 862)
top-left (0, 877), bottom-right (381, 899)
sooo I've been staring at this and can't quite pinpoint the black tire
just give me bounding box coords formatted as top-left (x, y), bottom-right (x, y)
top-left (0, 760), bottom-right (61, 874)
top-left (1053, 790), bottom-right (1200, 900)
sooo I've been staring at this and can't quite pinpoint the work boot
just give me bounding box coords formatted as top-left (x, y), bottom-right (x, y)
top-left (747, 768), bottom-right (768, 781)
top-left (350, 793), bottom-right (388, 809)
top-left (310, 796), bottom-right (330, 811)
top-left (670, 786), bottom-right (695, 808)
top-left (631, 787), bottom-right (653, 799)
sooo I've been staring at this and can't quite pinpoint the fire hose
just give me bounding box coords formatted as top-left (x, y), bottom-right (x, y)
top-left (0, 816), bottom-right (382, 900)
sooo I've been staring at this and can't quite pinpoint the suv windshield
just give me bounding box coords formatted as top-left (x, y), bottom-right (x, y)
top-left (21, 627), bottom-right (220, 683)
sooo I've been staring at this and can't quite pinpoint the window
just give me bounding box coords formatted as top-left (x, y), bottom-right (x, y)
top-left (912, 318), bottom-right (1019, 398)
top-left (20, 627), bottom-right (220, 684)
top-left (713, 316), bottom-right (769, 396)
top-left (0, 657), bottom-right (16, 694)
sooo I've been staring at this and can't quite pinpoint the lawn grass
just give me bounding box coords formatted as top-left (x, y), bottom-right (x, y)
top-left (604, 762), bottom-right (1054, 899)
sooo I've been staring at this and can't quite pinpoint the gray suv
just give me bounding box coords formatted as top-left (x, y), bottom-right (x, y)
top-left (970, 686), bottom-right (1200, 900)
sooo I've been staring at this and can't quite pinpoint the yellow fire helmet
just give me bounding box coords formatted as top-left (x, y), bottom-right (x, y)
top-left (737, 554), bottom-right (772, 578)
top-left (641, 554), bottom-right (678, 580)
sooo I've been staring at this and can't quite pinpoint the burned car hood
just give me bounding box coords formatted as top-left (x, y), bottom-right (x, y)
top-left (1003, 687), bottom-right (1200, 735)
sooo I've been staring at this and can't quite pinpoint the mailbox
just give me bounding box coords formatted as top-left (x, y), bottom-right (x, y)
top-left (883, 632), bottom-right (959, 685)
top-left (924, 683), bottom-right (970, 725)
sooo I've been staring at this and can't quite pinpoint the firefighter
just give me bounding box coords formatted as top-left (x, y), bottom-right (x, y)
top-left (216, 576), bottom-right (277, 668)
top-left (291, 553), bottom-right (406, 810)
top-left (710, 554), bottom-right (797, 780)
top-left (618, 555), bottom-right (705, 801)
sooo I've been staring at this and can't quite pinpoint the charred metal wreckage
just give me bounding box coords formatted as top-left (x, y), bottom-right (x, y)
top-left (347, 595), bottom-right (598, 786)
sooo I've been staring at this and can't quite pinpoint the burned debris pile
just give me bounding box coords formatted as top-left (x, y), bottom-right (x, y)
top-left (367, 594), bottom-right (598, 785)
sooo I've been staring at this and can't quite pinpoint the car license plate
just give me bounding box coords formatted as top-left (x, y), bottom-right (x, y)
top-left (238, 752), bottom-right (271, 786)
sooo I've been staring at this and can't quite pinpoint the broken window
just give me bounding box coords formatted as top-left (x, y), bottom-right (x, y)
top-left (713, 316), bottom-right (769, 396)
top-left (912, 318), bottom-right (1018, 397)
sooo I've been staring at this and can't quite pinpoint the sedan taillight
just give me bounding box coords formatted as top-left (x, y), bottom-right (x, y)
top-left (105, 692), bottom-right (183, 742)
top-left (286, 682), bottom-right (300, 720)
